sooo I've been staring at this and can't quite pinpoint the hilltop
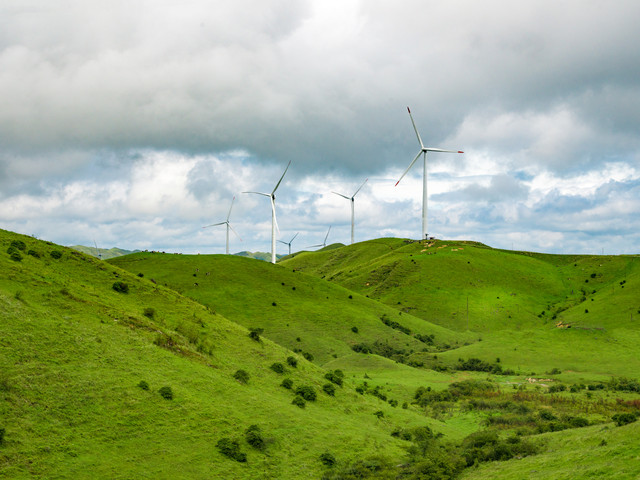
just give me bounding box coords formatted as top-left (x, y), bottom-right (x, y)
top-left (70, 245), bottom-right (140, 260)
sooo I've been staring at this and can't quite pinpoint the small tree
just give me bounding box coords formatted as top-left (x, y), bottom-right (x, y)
top-left (281, 378), bottom-right (293, 390)
top-left (245, 425), bottom-right (265, 450)
top-left (323, 383), bottom-right (336, 396)
top-left (234, 369), bottom-right (250, 384)
top-left (292, 395), bottom-right (306, 408)
top-left (295, 385), bottom-right (317, 401)
top-left (319, 452), bottom-right (336, 467)
top-left (112, 281), bottom-right (129, 293)
top-left (270, 362), bottom-right (285, 374)
top-left (248, 328), bottom-right (264, 342)
top-left (158, 386), bottom-right (173, 400)
top-left (286, 356), bottom-right (298, 368)
top-left (137, 380), bottom-right (150, 391)
top-left (216, 438), bottom-right (247, 462)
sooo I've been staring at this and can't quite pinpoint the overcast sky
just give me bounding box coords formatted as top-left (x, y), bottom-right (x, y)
top-left (2, 1), bottom-right (640, 256)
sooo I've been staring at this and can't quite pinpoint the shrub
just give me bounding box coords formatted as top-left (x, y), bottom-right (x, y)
top-left (234, 369), bottom-right (250, 384)
top-left (281, 378), bottom-right (293, 390)
top-left (112, 281), bottom-right (129, 293)
top-left (374, 410), bottom-right (384, 419)
top-left (612, 413), bottom-right (637, 426)
top-left (27, 249), bottom-right (40, 258)
top-left (9, 250), bottom-right (22, 262)
top-left (50, 250), bottom-right (63, 259)
top-left (270, 362), bottom-right (285, 374)
top-left (286, 356), bottom-right (297, 368)
top-left (143, 307), bottom-right (155, 319)
top-left (319, 452), bottom-right (337, 467)
top-left (568, 416), bottom-right (589, 428)
top-left (248, 327), bottom-right (264, 342)
top-left (295, 385), bottom-right (317, 401)
top-left (216, 438), bottom-right (247, 462)
top-left (302, 351), bottom-right (314, 362)
top-left (10, 240), bottom-right (26, 251)
top-left (0, 427), bottom-right (4, 445)
top-left (292, 395), bottom-right (306, 408)
top-left (137, 380), bottom-right (150, 390)
top-left (323, 383), bottom-right (336, 396)
top-left (351, 343), bottom-right (371, 354)
top-left (245, 425), bottom-right (265, 450)
top-left (158, 386), bottom-right (173, 400)
top-left (351, 326), bottom-right (359, 333)
top-left (137, 272), bottom-right (144, 277)
top-left (324, 370), bottom-right (344, 386)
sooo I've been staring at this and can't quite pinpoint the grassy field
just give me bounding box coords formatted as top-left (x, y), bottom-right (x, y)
top-left (2, 229), bottom-right (639, 479)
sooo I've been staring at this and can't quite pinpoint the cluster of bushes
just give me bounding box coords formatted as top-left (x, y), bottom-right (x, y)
top-left (324, 370), bottom-right (344, 386)
top-left (414, 333), bottom-right (435, 345)
top-left (380, 314), bottom-right (411, 335)
top-left (292, 348), bottom-right (314, 362)
top-left (216, 438), bottom-right (247, 462)
top-left (137, 380), bottom-right (173, 400)
top-left (112, 281), bottom-right (129, 293)
top-left (7, 240), bottom-right (27, 261)
top-left (415, 380), bottom-right (496, 407)
top-left (456, 357), bottom-right (515, 375)
top-left (355, 382), bottom-right (399, 408)
top-left (351, 340), bottom-right (407, 363)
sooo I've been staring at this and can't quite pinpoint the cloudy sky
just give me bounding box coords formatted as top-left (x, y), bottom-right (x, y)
top-left (2, 1), bottom-right (640, 256)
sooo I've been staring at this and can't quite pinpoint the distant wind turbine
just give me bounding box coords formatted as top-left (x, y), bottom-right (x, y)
top-left (202, 196), bottom-right (241, 255)
top-left (395, 107), bottom-right (463, 240)
top-left (309, 226), bottom-right (331, 249)
top-left (278, 232), bottom-right (299, 256)
top-left (93, 239), bottom-right (102, 260)
top-left (333, 178), bottom-right (367, 245)
top-left (244, 161), bottom-right (291, 264)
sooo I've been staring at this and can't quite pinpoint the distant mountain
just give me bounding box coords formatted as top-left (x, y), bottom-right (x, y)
top-left (70, 245), bottom-right (140, 260)
top-left (233, 250), bottom-right (284, 261)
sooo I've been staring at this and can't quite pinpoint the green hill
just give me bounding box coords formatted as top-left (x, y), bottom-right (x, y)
top-left (2, 229), bottom-right (639, 479)
top-left (70, 245), bottom-right (140, 260)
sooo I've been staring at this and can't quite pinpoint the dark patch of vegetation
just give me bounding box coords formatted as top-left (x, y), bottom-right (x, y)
top-left (270, 362), bottom-right (285, 374)
top-left (612, 412), bottom-right (637, 426)
top-left (380, 314), bottom-right (411, 335)
top-left (286, 356), bottom-right (297, 368)
top-left (10, 240), bottom-right (26, 251)
top-left (50, 250), bottom-right (63, 259)
top-left (319, 452), bottom-right (336, 467)
top-left (0, 427), bottom-right (5, 446)
top-left (233, 369), bottom-right (250, 384)
top-left (414, 333), bottom-right (435, 345)
top-left (27, 249), bottom-right (40, 258)
top-left (112, 281), bottom-right (129, 293)
top-left (609, 377), bottom-right (640, 392)
top-left (248, 327), bottom-right (264, 342)
top-left (302, 351), bottom-right (314, 362)
top-left (323, 383), bottom-right (336, 396)
top-left (295, 385), bottom-right (317, 401)
top-left (292, 395), bottom-right (306, 408)
top-left (216, 438), bottom-right (247, 462)
top-left (143, 307), bottom-right (155, 319)
top-left (456, 357), bottom-right (514, 375)
top-left (137, 380), bottom-right (149, 391)
top-left (158, 386), bottom-right (173, 400)
top-left (324, 369), bottom-right (344, 386)
top-left (245, 424), bottom-right (265, 450)
top-left (9, 250), bottom-right (22, 262)
top-left (137, 272), bottom-right (144, 277)
top-left (351, 326), bottom-right (359, 333)
top-left (280, 378), bottom-right (293, 390)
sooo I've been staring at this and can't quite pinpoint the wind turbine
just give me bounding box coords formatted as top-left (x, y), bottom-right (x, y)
top-left (278, 232), bottom-right (299, 256)
top-left (309, 226), bottom-right (331, 249)
top-left (332, 178), bottom-right (368, 245)
top-left (202, 196), bottom-right (241, 255)
top-left (93, 239), bottom-right (102, 260)
top-left (244, 161), bottom-right (291, 264)
top-left (395, 107), bottom-right (463, 240)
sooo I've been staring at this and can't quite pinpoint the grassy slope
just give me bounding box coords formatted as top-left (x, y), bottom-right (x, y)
top-left (282, 239), bottom-right (640, 378)
top-left (109, 252), bottom-right (468, 367)
top-left (0, 230), bottom-right (439, 479)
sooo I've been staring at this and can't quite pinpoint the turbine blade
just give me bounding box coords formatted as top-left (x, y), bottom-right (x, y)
top-left (228, 223), bottom-right (242, 241)
top-left (424, 148), bottom-right (464, 154)
top-left (243, 191), bottom-right (270, 197)
top-left (277, 240), bottom-right (288, 245)
top-left (332, 191), bottom-right (350, 200)
top-left (202, 222), bottom-right (226, 228)
top-left (290, 232), bottom-right (299, 242)
top-left (395, 150), bottom-right (423, 186)
top-left (352, 178), bottom-right (368, 197)
top-left (407, 106), bottom-right (425, 149)
top-left (226, 196), bottom-right (235, 221)
top-left (324, 226), bottom-right (331, 244)
top-left (272, 160), bottom-right (291, 195)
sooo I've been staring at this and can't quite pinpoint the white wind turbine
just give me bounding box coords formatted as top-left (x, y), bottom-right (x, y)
top-left (332, 178), bottom-right (368, 245)
top-left (309, 226), bottom-right (331, 249)
top-left (278, 232), bottom-right (299, 256)
top-left (202, 196), bottom-right (241, 255)
top-left (244, 161), bottom-right (291, 264)
top-left (93, 239), bottom-right (102, 260)
top-left (395, 107), bottom-right (463, 240)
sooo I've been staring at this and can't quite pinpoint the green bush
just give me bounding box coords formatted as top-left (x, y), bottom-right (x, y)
top-left (295, 385), bottom-right (317, 401)
top-left (281, 378), bottom-right (293, 390)
top-left (292, 395), bottom-right (306, 408)
top-left (50, 250), bottom-right (63, 259)
top-left (143, 307), bottom-right (155, 319)
top-left (302, 351), bottom-right (314, 362)
top-left (137, 380), bottom-right (150, 390)
top-left (324, 370), bottom-right (344, 386)
top-left (612, 413), bottom-right (637, 426)
top-left (10, 240), bottom-right (26, 251)
top-left (351, 326), bottom-right (359, 333)
top-left (216, 438), bottom-right (247, 462)
top-left (286, 356), bottom-right (298, 368)
top-left (374, 410), bottom-right (384, 419)
top-left (319, 452), bottom-right (337, 467)
top-left (270, 362), bottom-right (285, 374)
top-left (9, 250), bottom-right (22, 262)
top-left (323, 383), bottom-right (336, 396)
top-left (0, 427), bottom-right (5, 445)
top-left (158, 386), bottom-right (173, 400)
top-left (112, 281), bottom-right (129, 293)
top-left (27, 249), bottom-right (40, 258)
top-left (234, 369), bottom-right (250, 384)
top-left (245, 425), bottom-right (265, 450)
top-left (248, 327), bottom-right (264, 342)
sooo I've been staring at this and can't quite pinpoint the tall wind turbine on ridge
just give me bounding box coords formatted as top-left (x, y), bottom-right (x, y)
top-left (202, 196), bottom-right (241, 255)
top-left (332, 178), bottom-right (367, 245)
top-left (395, 107), bottom-right (463, 240)
top-left (244, 161), bottom-right (291, 264)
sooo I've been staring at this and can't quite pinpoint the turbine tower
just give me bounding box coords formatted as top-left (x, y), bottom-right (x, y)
top-left (332, 178), bottom-right (367, 245)
top-left (244, 161), bottom-right (291, 264)
top-left (278, 232), bottom-right (299, 256)
top-left (395, 107), bottom-right (463, 240)
top-left (309, 226), bottom-right (332, 249)
top-left (202, 196), bottom-right (241, 255)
